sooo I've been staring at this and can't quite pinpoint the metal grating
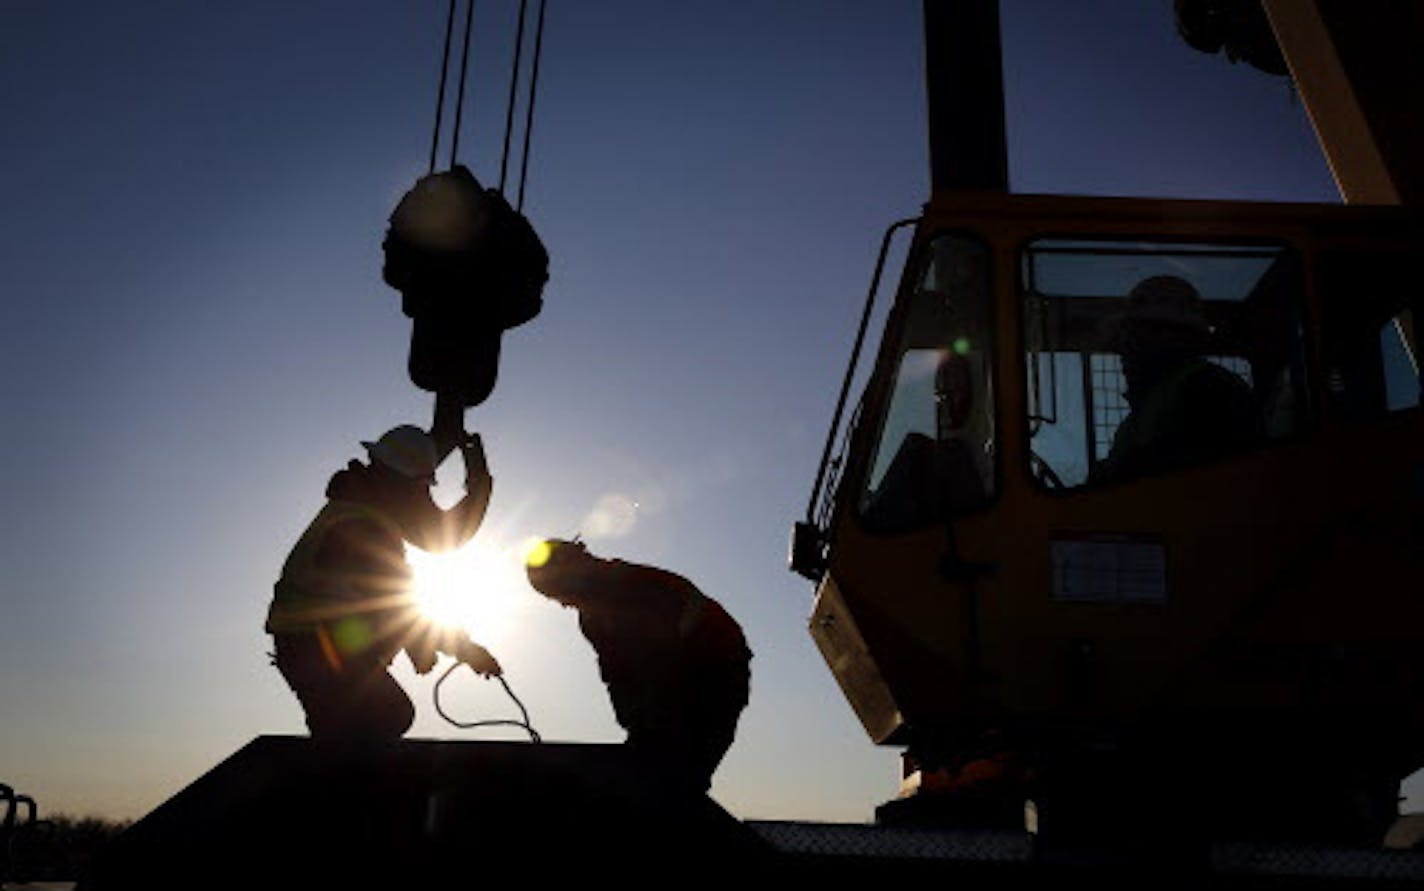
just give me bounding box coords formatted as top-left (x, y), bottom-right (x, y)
top-left (1090, 353), bottom-right (1129, 461)
top-left (746, 820), bottom-right (1034, 862)
top-left (747, 821), bottom-right (1424, 881)
top-left (1212, 843), bottom-right (1424, 881)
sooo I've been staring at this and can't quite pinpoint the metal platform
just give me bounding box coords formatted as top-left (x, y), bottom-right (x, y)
top-left (78, 736), bottom-right (767, 889)
top-left (75, 736), bottom-right (1424, 889)
top-left (747, 819), bottom-right (1424, 887)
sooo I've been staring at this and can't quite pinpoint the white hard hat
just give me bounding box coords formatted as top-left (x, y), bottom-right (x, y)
top-left (362, 425), bottom-right (438, 481)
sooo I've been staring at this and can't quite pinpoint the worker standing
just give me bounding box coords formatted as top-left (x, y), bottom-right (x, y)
top-left (266, 425), bottom-right (502, 740)
top-left (524, 540), bottom-right (752, 791)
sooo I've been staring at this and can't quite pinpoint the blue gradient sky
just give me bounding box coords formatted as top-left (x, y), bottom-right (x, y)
top-left (2, 1), bottom-right (1365, 822)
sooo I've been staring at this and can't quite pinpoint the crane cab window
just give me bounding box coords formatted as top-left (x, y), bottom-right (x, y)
top-left (859, 234), bottom-right (995, 533)
top-left (1022, 238), bottom-right (1310, 489)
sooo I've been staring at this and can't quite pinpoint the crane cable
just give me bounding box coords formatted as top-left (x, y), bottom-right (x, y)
top-left (426, 0), bottom-right (458, 174)
top-left (447, 0), bottom-right (477, 168)
top-left (497, 0), bottom-right (529, 195)
top-left (434, 661), bottom-right (543, 742)
top-left (515, 0), bottom-right (547, 212)
top-left (426, 0), bottom-right (549, 211)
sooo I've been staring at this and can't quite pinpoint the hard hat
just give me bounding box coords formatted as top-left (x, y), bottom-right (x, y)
top-left (524, 538), bottom-right (592, 603)
top-left (361, 425), bottom-right (438, 481)
top-left (1101, 275), bottom-right (1213, 353)
top-left (524, 537), bottom-right (587, 569)
top-left (1123, 275), bottom-right (1211, 335)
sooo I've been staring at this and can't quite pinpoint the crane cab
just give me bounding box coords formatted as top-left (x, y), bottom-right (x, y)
top-left (795, 190), bottom-right (1423, 841)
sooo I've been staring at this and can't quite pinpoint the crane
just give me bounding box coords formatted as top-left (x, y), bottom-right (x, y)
top-left (792, 0), bottom-right (1424, 849)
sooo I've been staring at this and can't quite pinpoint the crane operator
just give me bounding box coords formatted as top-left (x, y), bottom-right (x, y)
top-left (1093, 275), bottom-right (1260, 483)
top-left (266, 425), bottom-right (502, 740)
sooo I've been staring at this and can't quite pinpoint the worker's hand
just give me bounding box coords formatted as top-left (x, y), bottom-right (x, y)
top-left (459, 640), bottom-right (502, 678)
top-left (460, 433), bottom-right (491, 491)
top-left (408, 644), bottom-right (438, 676)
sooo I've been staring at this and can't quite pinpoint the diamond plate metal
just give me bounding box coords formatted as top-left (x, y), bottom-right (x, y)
top-left (1212, 843), bottom-right (1424, 881)
top-left (748, 820), bottom-right (1424, 883)
top-left (746, 820), bottom-right (1034, 862)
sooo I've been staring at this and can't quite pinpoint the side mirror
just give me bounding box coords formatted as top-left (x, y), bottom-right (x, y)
top-left (789, 521), bottom-right (827, 581)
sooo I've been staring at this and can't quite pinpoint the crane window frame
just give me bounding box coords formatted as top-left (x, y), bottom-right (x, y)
top-left (857, 232), bottom-right (998, 534)
top-left (1020, 237), bottom-right (1313, 490)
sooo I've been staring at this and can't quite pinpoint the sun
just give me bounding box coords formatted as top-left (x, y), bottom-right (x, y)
top-left (405, 536), bottom-right (530, 645)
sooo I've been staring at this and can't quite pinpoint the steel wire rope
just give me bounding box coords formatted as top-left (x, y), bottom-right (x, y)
top-left (448, 0), bottom-right (478, 168)
top-left (434, 661), bottom-right (543, 742)
top-left (515, 0), bottom-right (548, 212)
top-left (497, 0), bottom-right (530, 194)
top-left (425, 0), bottom-right (547, 206)
top-left (427, 0), bottom-right (459, 173)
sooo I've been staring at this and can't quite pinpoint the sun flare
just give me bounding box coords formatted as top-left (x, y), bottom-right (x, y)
top-left (405, 537), bottom-right (533, 645)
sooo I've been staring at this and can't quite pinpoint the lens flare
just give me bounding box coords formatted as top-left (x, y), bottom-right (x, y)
top-left (581, 493), bottom-right (639, 538)
top-left (405, 537), bottom-right (527, 644)
top-left (522, 537), bottom-right (553, 568)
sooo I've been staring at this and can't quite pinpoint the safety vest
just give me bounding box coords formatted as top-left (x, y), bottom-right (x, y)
top-left (265, 500), bottom-right (413, 654)
top-left (1104, 360), bottom-right (1257, 480)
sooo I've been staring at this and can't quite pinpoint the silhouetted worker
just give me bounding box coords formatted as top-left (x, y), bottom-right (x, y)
top-left (1093, 275), bottom-right (1260, 483)
top-left (524, 540), bottom-right (752, 791)
top-left (266, 425), bottom-right (502, 740)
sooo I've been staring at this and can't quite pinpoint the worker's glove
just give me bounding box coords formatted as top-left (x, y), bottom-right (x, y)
top-left (461, 433), bottom-right (491, 492)
top-left (459, 640), bottom-right (503, 678)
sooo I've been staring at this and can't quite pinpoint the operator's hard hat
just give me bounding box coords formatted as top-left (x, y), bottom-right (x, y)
top-left (362, 425), bottom-right (438, 481)
top-left (1102, 275), bottom-right (1213, 353)
top-left (1123, 275), bottom-right (1212, 335)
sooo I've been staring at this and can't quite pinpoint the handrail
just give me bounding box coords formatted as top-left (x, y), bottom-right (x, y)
top-left (11, 796), bottom-right (35, 827)
top-left (805, 218), bottom-right (920, 525)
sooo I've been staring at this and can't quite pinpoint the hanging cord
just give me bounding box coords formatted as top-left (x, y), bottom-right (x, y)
top-left (448, 0), bottom-right (477, 168)
top-left (515, 0), bottom-right (548, 212)
top-left (434, 662), bottom-right (543, 742)
top-left (427, 0), bottom-right (459, 173)
top-left (497, 0), bottom-right (530, 194)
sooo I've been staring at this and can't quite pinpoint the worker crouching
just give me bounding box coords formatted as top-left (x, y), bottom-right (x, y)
top-left (266, 425), bottom-right (502, 741)
top-left (525, 540), bottom-right (752, 792)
